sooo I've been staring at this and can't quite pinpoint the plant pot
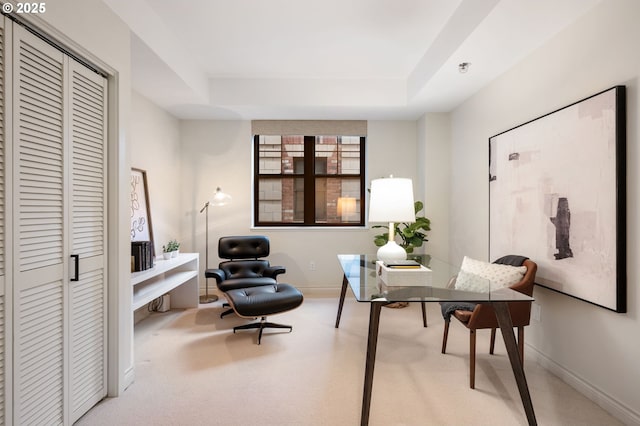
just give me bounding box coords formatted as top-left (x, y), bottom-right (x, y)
top-left (171, 249), bottom-right (179, 258)
top-left (384, 302), bottom-right (409, 309)
top-left (162, 252), bottom-right (172, 260)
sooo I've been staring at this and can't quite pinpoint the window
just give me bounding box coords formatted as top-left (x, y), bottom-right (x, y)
top-left (254, 135), bottom-right (365, 226)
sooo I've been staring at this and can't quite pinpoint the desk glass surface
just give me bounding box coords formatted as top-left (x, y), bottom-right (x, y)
top-left (338, 254), bottom-right (533, 304)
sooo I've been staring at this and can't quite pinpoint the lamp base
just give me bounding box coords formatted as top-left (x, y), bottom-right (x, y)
top-left (199, 294), bottom-right (219, 304)
top-left (376, 241), bottom-right (407, 264)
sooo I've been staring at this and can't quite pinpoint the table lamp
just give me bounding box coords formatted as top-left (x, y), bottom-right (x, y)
top-left (199, 187), bottom-right (232, 303)
top-left (368, 177), bottom-right (415, 263)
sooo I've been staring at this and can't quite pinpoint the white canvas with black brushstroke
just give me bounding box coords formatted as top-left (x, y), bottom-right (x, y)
top-left (489, 87), bottom-right (623, 311)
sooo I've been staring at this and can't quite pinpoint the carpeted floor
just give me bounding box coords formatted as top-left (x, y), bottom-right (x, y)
top-left (76, 295), bottom-right (621, 426)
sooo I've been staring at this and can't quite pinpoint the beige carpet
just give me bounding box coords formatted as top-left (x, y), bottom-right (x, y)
top-left (76, 296), bottom-right (621, 426)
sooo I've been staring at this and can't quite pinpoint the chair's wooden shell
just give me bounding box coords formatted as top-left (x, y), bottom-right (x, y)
top-left (442, 259), bottom-right (537, 389)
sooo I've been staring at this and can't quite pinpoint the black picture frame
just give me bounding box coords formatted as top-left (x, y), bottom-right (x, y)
top-left (489, 86), bottom-right (626, 313)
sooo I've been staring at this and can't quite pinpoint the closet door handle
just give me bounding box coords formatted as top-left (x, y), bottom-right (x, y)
top-left (70, 254), bottom-right (80, 282)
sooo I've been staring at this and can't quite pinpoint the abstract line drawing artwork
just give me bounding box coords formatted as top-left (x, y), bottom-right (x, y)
top-left (489, 86), bottom-right (626, 312)
top-left (131, 168), bottom-right (154, 245)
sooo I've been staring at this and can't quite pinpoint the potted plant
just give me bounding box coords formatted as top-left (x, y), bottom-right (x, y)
top-left (162, 239), bottom-right (180, 259)
top-left (372, 201), bottom-right (430, 309)
top-left (373, 201), bottom-right (431, 258)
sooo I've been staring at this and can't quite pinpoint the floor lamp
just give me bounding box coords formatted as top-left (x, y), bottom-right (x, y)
top-left (199, 187), bottom-right (232, 304)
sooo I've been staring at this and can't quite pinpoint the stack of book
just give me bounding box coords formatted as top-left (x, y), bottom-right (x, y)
top-left (383, 260), bottom-right (422, 269)
top-left (131, 241), bottom-right (154, 272)
top-left (376, 259), bottom-right (431, 286)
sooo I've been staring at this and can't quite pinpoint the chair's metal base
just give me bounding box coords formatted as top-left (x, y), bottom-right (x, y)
top-left (233, 317), bottom-right (292, 344)
top-left (220, 302), bottom-right (234, 318)
top-left (199, 294), bottom-right (219, 304)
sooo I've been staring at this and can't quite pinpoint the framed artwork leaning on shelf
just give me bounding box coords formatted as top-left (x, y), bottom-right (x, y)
top-left (131, 168), bottom-right (155, 256)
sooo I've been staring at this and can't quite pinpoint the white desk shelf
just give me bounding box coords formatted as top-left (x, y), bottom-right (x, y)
top-left (131, 253), bottom-right (199, 311)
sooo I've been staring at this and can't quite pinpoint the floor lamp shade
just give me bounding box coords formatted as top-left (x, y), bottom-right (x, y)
top-left (210, 187), bottom-right (232, 206)
top-left (369, 177), bottom-right (415, 263)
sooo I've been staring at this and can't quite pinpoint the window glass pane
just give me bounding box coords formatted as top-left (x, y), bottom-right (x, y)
top-left (315, 136), bottom-right (360, 175)
top-left (315, 136), bottom-right (336, 175)
top-left (293, 176), bottom-right (304, 222)
top-left (257, 178), bottom-right (304, 223)
top-left (315, 178), bottom-right (327, 222)
top-left (283, 135), bottom-right (304, 174)
top-left (258, 135), bottom-right (282, 174)
top-left (258, 135), bottom-right (305, 174)
top-left (339, 136), bottom-right (361, 175)
top-left (315, 157), bottom-right (327, 174)
top-left (315, 177), bottom-right (361, 224)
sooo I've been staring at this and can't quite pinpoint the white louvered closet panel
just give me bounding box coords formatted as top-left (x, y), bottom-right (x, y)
top-left (0, 16), bottom-right (6, 425)
top-left (13, 25), bottom-right (65, 426)
top-left (0, 297), bottom-right (5, 424)
top-left (68, 59), bottom-right (107, 424)
top-left (0, 16), bottom-right (6, 280)
top-left (6, 23), bottom-right (108, 426)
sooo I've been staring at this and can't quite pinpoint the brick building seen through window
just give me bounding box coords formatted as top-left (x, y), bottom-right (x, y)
top-left (254, 135), bottom-right (365, 226)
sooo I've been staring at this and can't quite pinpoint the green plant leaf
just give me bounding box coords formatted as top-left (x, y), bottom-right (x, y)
top-left (401, 228), bottom-right (415, 238)
top-left (373, 234), bottom-right (388, 247)
top-left (371, 200), bottom-right (430, 253)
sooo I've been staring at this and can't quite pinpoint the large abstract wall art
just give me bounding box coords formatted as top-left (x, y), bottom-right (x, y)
top-left (489, 86), bottom-right (626, 312)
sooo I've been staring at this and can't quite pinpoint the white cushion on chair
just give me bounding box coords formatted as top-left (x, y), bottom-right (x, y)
top-left (454, 256), bottom-right (526, 292)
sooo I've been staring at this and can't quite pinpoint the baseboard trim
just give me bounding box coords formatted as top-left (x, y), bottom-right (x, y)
top-left (123, 366), bottom-right (135, 392)
top-left (297, 286), bottom-right (345, 298)
top-left (526, 345), bottom-right (640, 425)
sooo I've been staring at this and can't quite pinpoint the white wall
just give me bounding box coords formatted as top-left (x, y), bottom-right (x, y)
top-left (131, 91), bottom-right (182, 254)
top-left (450, 0), bottom-right (640, 422)
top-left (417, 113), bottom-right (451, 261)
top-left (177, 120), bottom-right (420, 292)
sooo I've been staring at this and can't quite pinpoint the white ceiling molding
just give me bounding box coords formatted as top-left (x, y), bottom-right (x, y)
top-left (103, 0), bottom-right (209, 105)
top-left (210, 78), bottom-right (406, 107)
top-left (407, 0), bottom-right (499, 100)
top-left (103, 0), bottom-right (603, 120)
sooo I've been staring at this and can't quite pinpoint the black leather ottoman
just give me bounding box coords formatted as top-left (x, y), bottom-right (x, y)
top-left (224, 283), bottom-right (304, 344)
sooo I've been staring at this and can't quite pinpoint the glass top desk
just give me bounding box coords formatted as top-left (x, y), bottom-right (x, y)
top-left (335, 254), bottom-right (536, 426)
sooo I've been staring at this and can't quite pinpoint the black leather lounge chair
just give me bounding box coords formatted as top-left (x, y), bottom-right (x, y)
top-left (205, 235), bottom-right (303, 344)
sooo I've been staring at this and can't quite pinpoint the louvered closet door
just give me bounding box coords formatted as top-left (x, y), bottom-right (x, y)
top-left (10, 25), bottom-right (108, 425)
top-left (0, 16), bottom-right (7, 425)
top-left (13, 25), bottom-right (66, 425)
top-left (68, 59), bottom-right (107, 424)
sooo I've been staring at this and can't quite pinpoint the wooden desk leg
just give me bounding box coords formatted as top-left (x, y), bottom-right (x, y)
top-left (335, 274), bottom-right (349, 328)
top-left (493, 302), bottom-right (537, 426)
top-left (361, 302), bottom-right (383, 426)
top-left (421, 302), bottom-right (428, 327)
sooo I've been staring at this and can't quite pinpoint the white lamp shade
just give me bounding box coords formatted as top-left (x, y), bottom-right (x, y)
top-left (368, 177), bottom-right (415, 223)
top-left (210, 187), bottom-right (232, 206)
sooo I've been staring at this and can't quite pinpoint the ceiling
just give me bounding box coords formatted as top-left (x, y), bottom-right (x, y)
top-left (104, 0), bottom-right (602, 120)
